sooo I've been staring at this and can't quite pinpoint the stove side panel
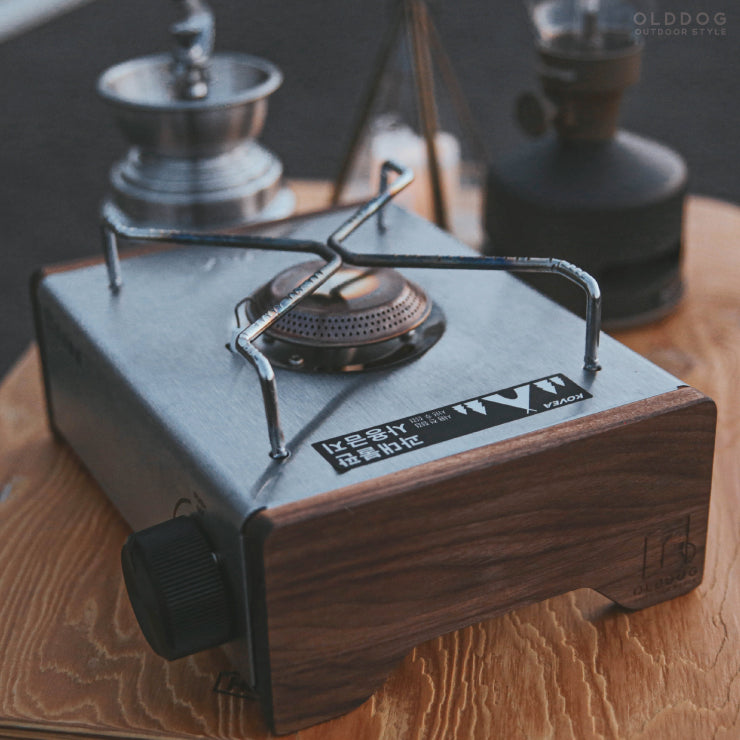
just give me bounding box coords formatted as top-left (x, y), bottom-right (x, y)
top-left (247, 387), bottom-right (716, 734)
top-left (32, 272), bottom-right (258, 687)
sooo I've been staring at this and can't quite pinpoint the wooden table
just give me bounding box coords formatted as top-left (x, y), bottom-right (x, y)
top-left (1, 191), bottom-right (738, 739)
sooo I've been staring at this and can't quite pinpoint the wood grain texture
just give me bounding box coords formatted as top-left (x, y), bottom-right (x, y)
top-left (251, 388), bottom-right (715, 733)
top-left (0, 194), bottom-right (738, 739)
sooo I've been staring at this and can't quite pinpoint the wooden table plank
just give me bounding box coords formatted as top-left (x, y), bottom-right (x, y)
top-left (0, 195), bottom-right (738, 739)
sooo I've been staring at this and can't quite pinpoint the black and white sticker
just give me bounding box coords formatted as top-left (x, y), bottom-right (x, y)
top-left (313, 373), bottom-right (592, 473)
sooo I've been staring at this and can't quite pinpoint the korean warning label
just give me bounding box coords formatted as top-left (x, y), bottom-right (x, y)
top-left (313, 373), bottom-right (592, 473)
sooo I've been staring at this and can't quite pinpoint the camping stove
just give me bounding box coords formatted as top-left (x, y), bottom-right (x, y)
top-left (33, 163), bottom-right (715, 734)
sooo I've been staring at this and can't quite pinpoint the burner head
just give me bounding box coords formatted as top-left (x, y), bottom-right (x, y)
top-left (254, 261), bottom-right (430, 346)
top-left (245, 260), bottom-right (445, 372)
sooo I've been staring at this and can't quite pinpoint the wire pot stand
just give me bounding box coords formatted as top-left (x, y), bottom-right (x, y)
top-left (101, 161), bottom-right (601, 461)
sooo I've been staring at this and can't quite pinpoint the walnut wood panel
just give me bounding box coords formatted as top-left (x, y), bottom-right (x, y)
top-left (0, 194), bottom-right (738, 739)
top-left (250, 388), bottom-right (715, 733)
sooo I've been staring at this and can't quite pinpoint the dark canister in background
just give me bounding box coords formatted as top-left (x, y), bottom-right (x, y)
top-left (97, 0), bottom-right (294, 231)
top-left (485, 0), bottom-right (687, 327)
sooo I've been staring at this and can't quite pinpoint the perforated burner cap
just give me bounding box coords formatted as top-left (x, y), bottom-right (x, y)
top-left (245, 260), bottom-right (445, 373)
top-left (252, 261), bottom-right (432, 347)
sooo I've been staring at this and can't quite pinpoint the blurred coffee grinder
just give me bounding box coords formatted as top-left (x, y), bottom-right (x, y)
top-left (485, 0), bottom-right (686, 326)
top-left (97, 0), bottom-right (294, 232)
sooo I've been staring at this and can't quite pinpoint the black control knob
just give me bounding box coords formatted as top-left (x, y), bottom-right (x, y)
top-left (121, 516), bottom-right (235, 660)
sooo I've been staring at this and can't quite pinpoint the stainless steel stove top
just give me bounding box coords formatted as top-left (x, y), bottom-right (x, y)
top-left (37, 205), bottom-right (681, 527)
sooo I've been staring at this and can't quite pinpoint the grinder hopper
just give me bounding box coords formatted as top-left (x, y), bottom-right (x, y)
top-left (97, 0), bottom-right (295, 230)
